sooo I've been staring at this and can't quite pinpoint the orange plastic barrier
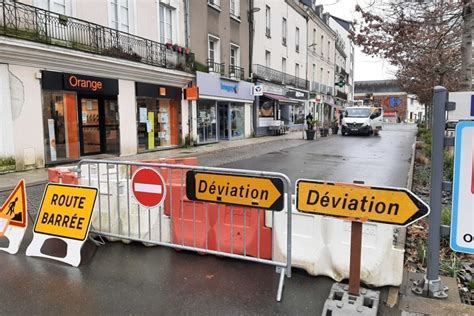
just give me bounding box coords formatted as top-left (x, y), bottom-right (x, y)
top-left (47, 167), bottom-right (79, 184)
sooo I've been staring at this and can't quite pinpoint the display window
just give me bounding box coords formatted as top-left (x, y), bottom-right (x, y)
top-left (136, 97), bottom-right (180, 152)
top-left (42, 91), bottom-right (80, 163)
top-left (230, 103), bottom-right (245, 138)
top-left (197, 101), bottom-right (218, 143)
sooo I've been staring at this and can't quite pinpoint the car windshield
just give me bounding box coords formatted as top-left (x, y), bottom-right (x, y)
top-left (345, 108), bottom-right (371, 118)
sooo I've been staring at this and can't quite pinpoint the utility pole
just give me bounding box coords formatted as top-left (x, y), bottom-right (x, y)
top-left (461, 0), bottom-right (473, 91)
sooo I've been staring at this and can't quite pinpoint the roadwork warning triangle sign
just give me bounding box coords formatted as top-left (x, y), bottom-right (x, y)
top-left (0, 180), bottom-right (27, 228)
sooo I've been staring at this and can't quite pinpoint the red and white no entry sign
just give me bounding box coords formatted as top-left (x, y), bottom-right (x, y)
top-left (131, 168), bottom-right (166, 208)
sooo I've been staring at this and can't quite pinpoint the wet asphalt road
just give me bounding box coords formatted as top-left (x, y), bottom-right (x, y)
top-left (0, 124), bottom-right (416, 315)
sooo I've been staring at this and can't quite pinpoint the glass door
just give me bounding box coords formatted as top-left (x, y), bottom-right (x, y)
top-left (197, 101), bottom-right (217, 143)
top-left (79, 98), bottom-right (101, 155)
top-left (104, 99), bottom-right (120, 154)
top-left (218, 102), bottom-right (229, 140)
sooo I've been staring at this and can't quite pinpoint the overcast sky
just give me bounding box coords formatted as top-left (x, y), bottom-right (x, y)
top-left (318, 0), bottom-right (397, 82)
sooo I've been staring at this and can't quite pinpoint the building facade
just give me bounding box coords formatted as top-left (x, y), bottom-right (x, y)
top-left (0, 0), bottom-right (194, 170)
top-left (299, 2), bottom-right (337, 126)
top-left (329, 15), bottom-right (355, 105)
top-left (354, 80), bottom-right (409, 122)
top-left (188, 0), bottom-right (254, 144)
top-left (251, 0), bottom-right (309, 135)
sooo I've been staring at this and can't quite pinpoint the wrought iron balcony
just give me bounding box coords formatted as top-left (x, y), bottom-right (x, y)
top-left (0, 1), bottom-right (194, 72)
top-left (229, 64), bottom-right (244, 80)
top-left (207, 59), bottom-right (225, 76)
top-left (252, 64), bottom-right (308, 90)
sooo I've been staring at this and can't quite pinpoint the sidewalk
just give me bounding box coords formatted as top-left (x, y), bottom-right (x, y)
top-left (0, 131), bottom-right (304, 191)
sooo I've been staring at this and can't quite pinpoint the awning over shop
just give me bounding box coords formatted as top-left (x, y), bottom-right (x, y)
top-left (263, 92), bottom-right (290, 102)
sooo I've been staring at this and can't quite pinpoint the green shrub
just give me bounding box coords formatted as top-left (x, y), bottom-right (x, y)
top-left (443, 151), bottom-right (454, 182)
top-left (0, 157), bottom-right (15, 167)
top-left (441, 205), bottom-right (451, 226)
top-left (416, 166), bottom-right (431, 186)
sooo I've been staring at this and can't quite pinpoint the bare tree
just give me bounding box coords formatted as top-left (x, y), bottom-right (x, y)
top-left (351, 0), bottom-right (464, 110)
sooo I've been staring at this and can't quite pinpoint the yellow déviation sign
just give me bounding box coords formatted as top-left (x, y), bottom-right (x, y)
top-left (296, 180), bottom-right (429, 226)
top-left (186, 171), bottom-right (285, 211)
top-left (34, 184), bottom-right (98, 241)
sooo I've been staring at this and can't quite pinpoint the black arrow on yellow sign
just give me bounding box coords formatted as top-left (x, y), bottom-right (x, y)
top-left (186, 171), bottom-right (285, 211)
top-left (296, 179), bottom-right (430, 226)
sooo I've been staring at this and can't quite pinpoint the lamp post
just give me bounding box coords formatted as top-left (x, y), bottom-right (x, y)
top-left (248, 2), bottom-right (260, 136)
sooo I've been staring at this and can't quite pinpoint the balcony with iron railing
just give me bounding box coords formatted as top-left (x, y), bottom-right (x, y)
top-left (0, 1), bottom-right (195, 72)
top-left (229, 64), bottom-right (244, 80)
top-left (252, 64), bottom-right (308, 90)
top-left (207, 59), bottom-right (225, 76)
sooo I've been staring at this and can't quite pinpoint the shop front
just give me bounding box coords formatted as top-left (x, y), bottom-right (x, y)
top-left (41, 71), bottom-right (119, 164)
top-left (135, 82), bottom-right (181, 152)
top-left (254, 81), bottom-right (287, 136)
top-left (280, 88), bottom-right (308, 129)
top-left (196, 72), bottom-right (253, 144)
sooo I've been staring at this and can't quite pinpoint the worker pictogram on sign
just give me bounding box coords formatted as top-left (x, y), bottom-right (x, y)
top-left (0, 179), bottom-right (27, 228)
top-left (131, 168), bottom-right (166, 208)
top-left (26, 183), bottom-right (98, 267)
top-left (0, 179), bottom-right (28, 255)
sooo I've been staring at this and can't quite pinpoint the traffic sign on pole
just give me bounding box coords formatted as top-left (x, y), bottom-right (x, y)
top-left (253, 85), bottom-right (263, 96)
top-left (296, 179), bottom-right (429, 226)
top-left (450, 121), bottom-right (474, 254)
top-left (131, 168), bottom-right (166, 208)
top-left (186, 171), bottom-right (284, 211)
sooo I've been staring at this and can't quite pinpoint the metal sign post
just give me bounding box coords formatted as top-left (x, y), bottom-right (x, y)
top-left (412, 86), bottom-right (455, 299)
top-left (296, 179), bottom-right (429, 314)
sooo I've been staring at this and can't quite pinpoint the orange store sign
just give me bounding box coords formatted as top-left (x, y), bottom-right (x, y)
top-left (68, 75), bottom-right (103, 92)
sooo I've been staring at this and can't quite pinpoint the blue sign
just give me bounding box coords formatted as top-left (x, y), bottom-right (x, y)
top-left (389, 96), bottom-right (401, 108)
top-left (450, 121), bottom-right (474, 254)
top-left (470, 94), bottom-right (474, 116)
top-left (220, 82), bottom-right (239, 93)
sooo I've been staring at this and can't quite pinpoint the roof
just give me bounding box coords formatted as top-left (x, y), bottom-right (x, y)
top-left (354, 80), bottom-right (404, 94)
top-left (330, 15), bottom-right (354, 32)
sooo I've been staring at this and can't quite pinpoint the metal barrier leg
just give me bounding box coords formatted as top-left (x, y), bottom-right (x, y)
top-left (276, 267), bottom-right (286, 302)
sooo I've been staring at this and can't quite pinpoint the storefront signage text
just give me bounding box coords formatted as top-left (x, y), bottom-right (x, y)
top-left (286, 89), bottom-right (309, 100)
top-left (220, 82), bottom-right (239, 93)
top-left (67, 75), bottom-right (103, 92)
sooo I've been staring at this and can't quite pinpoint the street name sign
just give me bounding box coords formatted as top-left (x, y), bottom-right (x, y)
top-left (0, 179), bottom-right (28, 254)
top-left (450, 121), bottom-right (474, 254)
top-left (26, 183), bottom-right (98, 266)
top-left (186, 171), bottom-right (284, 211)
top-left (296, 179), bottom-right (429, 226)
top-left (131, 167), bottom-right (166, 208)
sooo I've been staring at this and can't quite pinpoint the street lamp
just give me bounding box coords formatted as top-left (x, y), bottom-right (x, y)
top-left (248, 3), bottom-right (260, 136)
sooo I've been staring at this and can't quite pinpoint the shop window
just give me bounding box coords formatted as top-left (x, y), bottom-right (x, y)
top-left (292, 103), bottom-right (305, 124)
top-left (197, 101), bottom-right (217, 143)
top-left (136, 97), bottom-right (179, 152)
top-left (42, 91), bottom-right (80, 163)
top-left (230, 103), bottom-right (245, 138)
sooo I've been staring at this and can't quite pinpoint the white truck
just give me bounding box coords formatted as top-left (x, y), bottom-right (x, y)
top-left (341, 106), bottom-right (383, 136)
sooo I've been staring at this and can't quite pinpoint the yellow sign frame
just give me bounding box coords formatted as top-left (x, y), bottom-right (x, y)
top-left (33, 183), bottom-right (98, 241)
top-left (186, 171), bottom-right (285, 211)
top-left (296, 179), bottom-right (429, 226)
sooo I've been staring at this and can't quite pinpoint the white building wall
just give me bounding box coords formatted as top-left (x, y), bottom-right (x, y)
top-left (0, 65), bottom-right (15, 159)
top-left (118, 79), bottom-right (138, 156)
top-left (307, 14), bottom-right (336, 93)
top-left (24, 0), bottom-right (186, 46)
top-left (253, 0), bottom-right (307, 80)
top-left (329, 16), bottom-right (355, 102)
top-left (9, 65), bottom-right (45, 169)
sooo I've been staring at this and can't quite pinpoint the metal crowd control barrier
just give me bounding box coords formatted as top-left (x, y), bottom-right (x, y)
top-left (75, 159), bottom-right (292, 302)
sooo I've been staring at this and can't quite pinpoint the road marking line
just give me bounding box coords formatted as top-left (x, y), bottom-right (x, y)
top-left (134, 183), bottom-right (162, 194)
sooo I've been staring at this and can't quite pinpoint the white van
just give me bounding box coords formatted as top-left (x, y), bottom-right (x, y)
top-left (341, 106), bottom-right (383, 136)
